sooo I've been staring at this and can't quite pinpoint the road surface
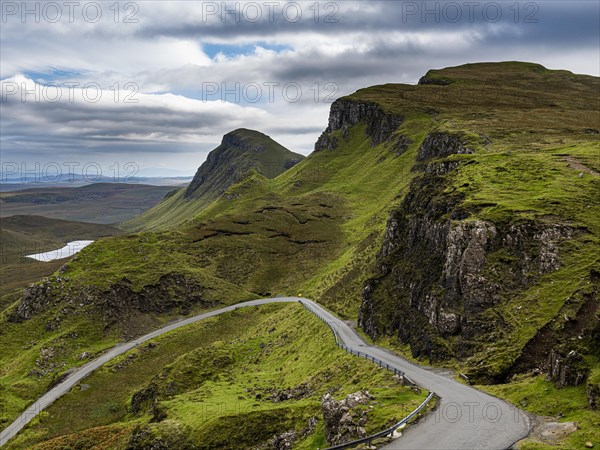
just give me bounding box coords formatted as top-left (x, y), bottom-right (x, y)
top-left (300, 299), bottom-right (531, 449)
top-left (0, 297), bottom-right (530, 448)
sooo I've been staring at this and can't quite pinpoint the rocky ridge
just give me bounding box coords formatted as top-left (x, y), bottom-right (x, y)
top-left (358, 130), bottom-right (587, 383)
top-left (315, 98), bottom-right (403, 151)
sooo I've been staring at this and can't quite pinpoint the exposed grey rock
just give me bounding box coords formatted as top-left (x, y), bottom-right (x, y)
top-left (425, 160), bottom-right (461, 176)
top-left (315, 132), bottom-right (339, 151)
top-left (322, 390), bottom-right (373, 446)
top-left (270, 430), bottom-right (296, 450)
top-left (418, 75), bottom-right (452, 86)
top-left (315, 98), bottom-right (403, 151)
top-left (267, 416), bottom-right (317, 449)
top-left (443, 220), bottom-right (499, 314)
top-left (547, 349), bottom-right (588, 387)
top-left (417, 132), bottom-right (473, 161)
top-left (587, 383), bottom-right (600, 410)
top-left (44, 317), bottom-right (61, 331)
top-left (10, 280), bottom-right (57, 322)
top-left (359, 131), bottom-right (577, 374)
top-left (131, 382), bottom-right (160, 416)
top-left (269, 383), bottom-right (312, 402)
top-left (391, 135), bottom-right (413, 156)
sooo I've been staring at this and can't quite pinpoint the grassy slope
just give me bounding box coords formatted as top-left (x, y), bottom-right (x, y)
top-left (6, 303), bottom-right (428, 449)
top-left (56, 119), bottom-right (424, 314)
top-left (117, 187), bottom-right (196, 233)
top-left (480, 374), bottom-right (600, 449)
top-left (0, 121), bottom-right (422, 434)
top-left (122, 129), bottom-right (305, 232)
top-left (0, 183), bottom-right (175, 224)
top-left (350, 62), bottom-right (600, 448)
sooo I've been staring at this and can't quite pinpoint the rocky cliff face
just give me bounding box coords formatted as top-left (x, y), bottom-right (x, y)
top-left (184, 140), bottom-right (245, 199)
top-left (315, 98), bottom-right (403, 151)
top-left (359, 131), bottom-right (577, 377)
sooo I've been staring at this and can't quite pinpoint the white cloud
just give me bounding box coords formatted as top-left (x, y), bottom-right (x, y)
top-left (0, 1), bottom-right (598, 173)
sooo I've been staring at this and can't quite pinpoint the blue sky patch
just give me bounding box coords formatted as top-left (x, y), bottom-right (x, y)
top-left (24, 68), bottom-right (85, 84)
top-left (203, 42), bottom-right (291, 59)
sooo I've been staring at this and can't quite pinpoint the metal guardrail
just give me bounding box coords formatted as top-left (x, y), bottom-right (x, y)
top-left (300, 301), bottom-right (436, 450)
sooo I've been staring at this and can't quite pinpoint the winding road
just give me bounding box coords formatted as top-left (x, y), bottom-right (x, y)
top-left (0, 297), bottom-right (530, 448)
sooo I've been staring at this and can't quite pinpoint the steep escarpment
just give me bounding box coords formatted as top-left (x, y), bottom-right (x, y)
top-left (185, 128), bottom-right (303, 199)
top-left (314, 98), bottom-right (403, 151)
top-left (358, 130), bottom-right (595, 382)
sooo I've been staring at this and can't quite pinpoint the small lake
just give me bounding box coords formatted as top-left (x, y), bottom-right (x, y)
top-left (26, 240), bottom-right (94, 262)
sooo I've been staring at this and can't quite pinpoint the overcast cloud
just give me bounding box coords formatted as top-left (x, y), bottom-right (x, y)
top-left (1, 1), bottom-right (598, 176)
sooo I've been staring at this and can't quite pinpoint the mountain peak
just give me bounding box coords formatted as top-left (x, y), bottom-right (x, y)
top-left (184, 130), bottom-right (304, 199)
top-left (220, 129), bottom-right (273, 152)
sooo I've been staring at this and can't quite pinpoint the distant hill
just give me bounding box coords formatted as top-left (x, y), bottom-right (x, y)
top-left (123, 128), bottom-right (304, 231)
top-left (0, 183), bottom-right (177, 224)
top-left (0, 175), bottom-right (192, 191)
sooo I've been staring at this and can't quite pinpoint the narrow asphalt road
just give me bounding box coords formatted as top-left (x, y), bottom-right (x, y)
top-left (1, 297), bottom-right (530, 448)
top-left (300, 299), bottom-right (531, 449)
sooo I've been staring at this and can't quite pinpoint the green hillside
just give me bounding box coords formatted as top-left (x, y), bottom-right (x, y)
top-left (7, 303), bottom-right (427, 449)
top-left (122, 128), bottom-right (304, 232)
top-left (1, 62), bottom-right (599, 448)
top-left (0, 215), bottom-right (121, 308)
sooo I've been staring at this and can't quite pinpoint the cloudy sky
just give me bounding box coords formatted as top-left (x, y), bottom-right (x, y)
top-left (1, 1), bottom-right (598, 177)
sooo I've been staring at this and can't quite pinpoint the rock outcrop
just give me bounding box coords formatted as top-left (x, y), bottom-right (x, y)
top-left (268, 417), bottom-right (317, 449)
top-left (359, 131), bottom-right (576, 376)
top-left (417, 132), bottom-right (473, 160)
top-left (10, 279), bottom-right (57, 321)
top-left (270, 430), bottom-right (296, 450)
top-left (588, 382), bottom-right (600, 410)
top-left (126, 422), bottom-right (191, 450)
top-left (321, 390), bottom-right (373, 446)
top-left (269, 383), bottom-right (312, 402)
top-left (131, 382), bottom-right (161, 417)
top-left (315, 98), bottom-right (403, 151)
top-left (391, 135), bottom-right (413, 156)
top-left (547, 349), bottom-right (589, 387)
top-left (418, 72), bottom-right (453, 86)
top-left (8, 274), bottom-right (216, 336)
